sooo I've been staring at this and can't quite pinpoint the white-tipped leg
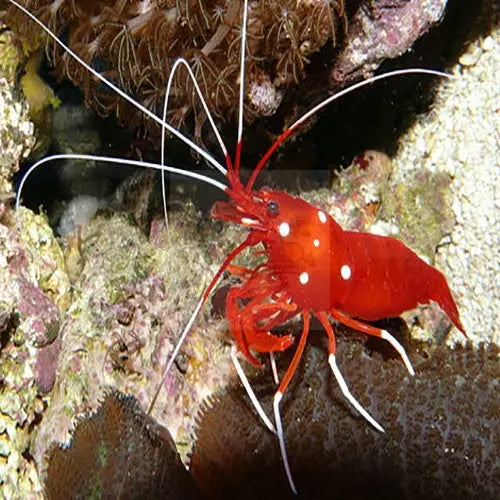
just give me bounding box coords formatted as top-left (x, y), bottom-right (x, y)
top-left (328, 354), bottom-right (385, 433)
top-left (231, 346), bottom-right (276, 434)
top-left (270, 352), bottom-right (279, 386)
top-left (380, 330), bottom-right (415, 376)
top-left (273, 391), bottom-right (298, 495)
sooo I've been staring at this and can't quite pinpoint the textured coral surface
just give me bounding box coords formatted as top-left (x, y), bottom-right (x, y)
top-left (191, 340), bottom-right (499, 499)
top-left (40, 343), bottom-right (499, 499)
top-left (30, 209), bottom-right (236, 472)
top-left (0, 208), bottom-right (69, 497)
top-left (45, 390), bottom-right (199, 499)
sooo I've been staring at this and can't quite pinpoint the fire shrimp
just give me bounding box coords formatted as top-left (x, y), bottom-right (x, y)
top-left (213, 189), bottom-right (465, 366)
top-left (209, 166), bottom-right (466, 492)
top-left (9, 0), bottom-right (466, 494)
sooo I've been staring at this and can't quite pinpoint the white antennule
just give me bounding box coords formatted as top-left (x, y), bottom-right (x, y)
top-left (161, 58), bottom-right (229, 177)
top-left (146, 292), bottom-right (206, 415)
top-left (7, 0), bottom-right (225, 174)
top-left (15, 154), bottom-right (228, 213)
top-left (143, 0), bottom-right (254, 436)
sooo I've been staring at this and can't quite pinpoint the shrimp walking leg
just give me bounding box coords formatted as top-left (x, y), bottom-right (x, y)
top-left (317, 311), bottom-right (385, 433)
top-left (226, 280), bottom-right (297, 365)
top-left (273, 310), bottom-right (311, 495)
top-left (329, 309), bottom-right (415, 376)
top-left (231, 346), bottom-right (276, 434)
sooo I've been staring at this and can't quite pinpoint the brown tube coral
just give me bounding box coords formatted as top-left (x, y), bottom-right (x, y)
top-left (6, 0), bottom-right (347, 136)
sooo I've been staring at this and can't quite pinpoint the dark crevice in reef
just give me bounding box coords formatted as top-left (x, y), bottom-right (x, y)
top-left (13, 75), bottom-right (135, 225)
top-left (290, 0), bottom-right (495, 189)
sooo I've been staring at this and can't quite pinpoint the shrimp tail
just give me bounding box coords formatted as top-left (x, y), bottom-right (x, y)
top-left (429, 269), bottom-right (467, 336)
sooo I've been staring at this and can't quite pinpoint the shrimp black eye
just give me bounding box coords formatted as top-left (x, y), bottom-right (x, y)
top-left (267, 200), bottom-right (280, 217)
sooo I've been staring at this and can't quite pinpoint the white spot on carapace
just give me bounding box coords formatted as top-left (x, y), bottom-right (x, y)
top-left (279, 221), bottom-right (290, 237)
top-left (313, 238), bottom-right (320, 247)
top-left (340, 264), bottom-right (351, 280)
top-left (318, 211), bottom-right (327, 223)
top-left (241, 217), bottom-right (258, 226)
top-left (299, 272), bottom-right (309, 285)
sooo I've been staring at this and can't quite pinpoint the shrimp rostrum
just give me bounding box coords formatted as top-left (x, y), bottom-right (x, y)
top-left (9, 0), bottom-right (466, 494)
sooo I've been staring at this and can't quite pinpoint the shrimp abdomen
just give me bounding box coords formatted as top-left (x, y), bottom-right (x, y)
top-left (337, 232), bottom-right (465, 333)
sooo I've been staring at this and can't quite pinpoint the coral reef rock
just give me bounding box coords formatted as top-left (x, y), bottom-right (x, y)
top-left (331, 0), bottom-right (448, 82)
top-left (0, 207), bottom-right (70, 497)
top-left (44, 390), bottom-right (200, 500)
top-left (0, 25), bottom-right (35, 197)
top-left (30, 209), bottom-right (236, 473)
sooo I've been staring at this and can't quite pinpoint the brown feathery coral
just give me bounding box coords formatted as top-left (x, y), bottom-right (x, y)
top-left (190, 337), bottom-right (499, 498)
top-left (6, 0), bottom-right (347, 137)
top-left (44, 389), bottom-right (200, 500)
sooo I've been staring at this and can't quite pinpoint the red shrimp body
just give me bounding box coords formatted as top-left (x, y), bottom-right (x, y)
top-left (261, 190), bottom-right (464, 331)
top-left (336, 231), bottom-right (463, 329)
top-left (212, 186), bottom-right (465, 363)
top-left (261, 191), bottom-right (350, 312)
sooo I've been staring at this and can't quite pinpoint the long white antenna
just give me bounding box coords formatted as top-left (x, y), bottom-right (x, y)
top-left (236, 0), bottom-right (250, 147)
top-left (289, 69), bottom-right (454, 131)
top-left (248, 68), bottom-right (454, 189)
top-left (15, 153), bottom-right (228, 212)
top-left (7, 0), bottom-right (225, 174)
